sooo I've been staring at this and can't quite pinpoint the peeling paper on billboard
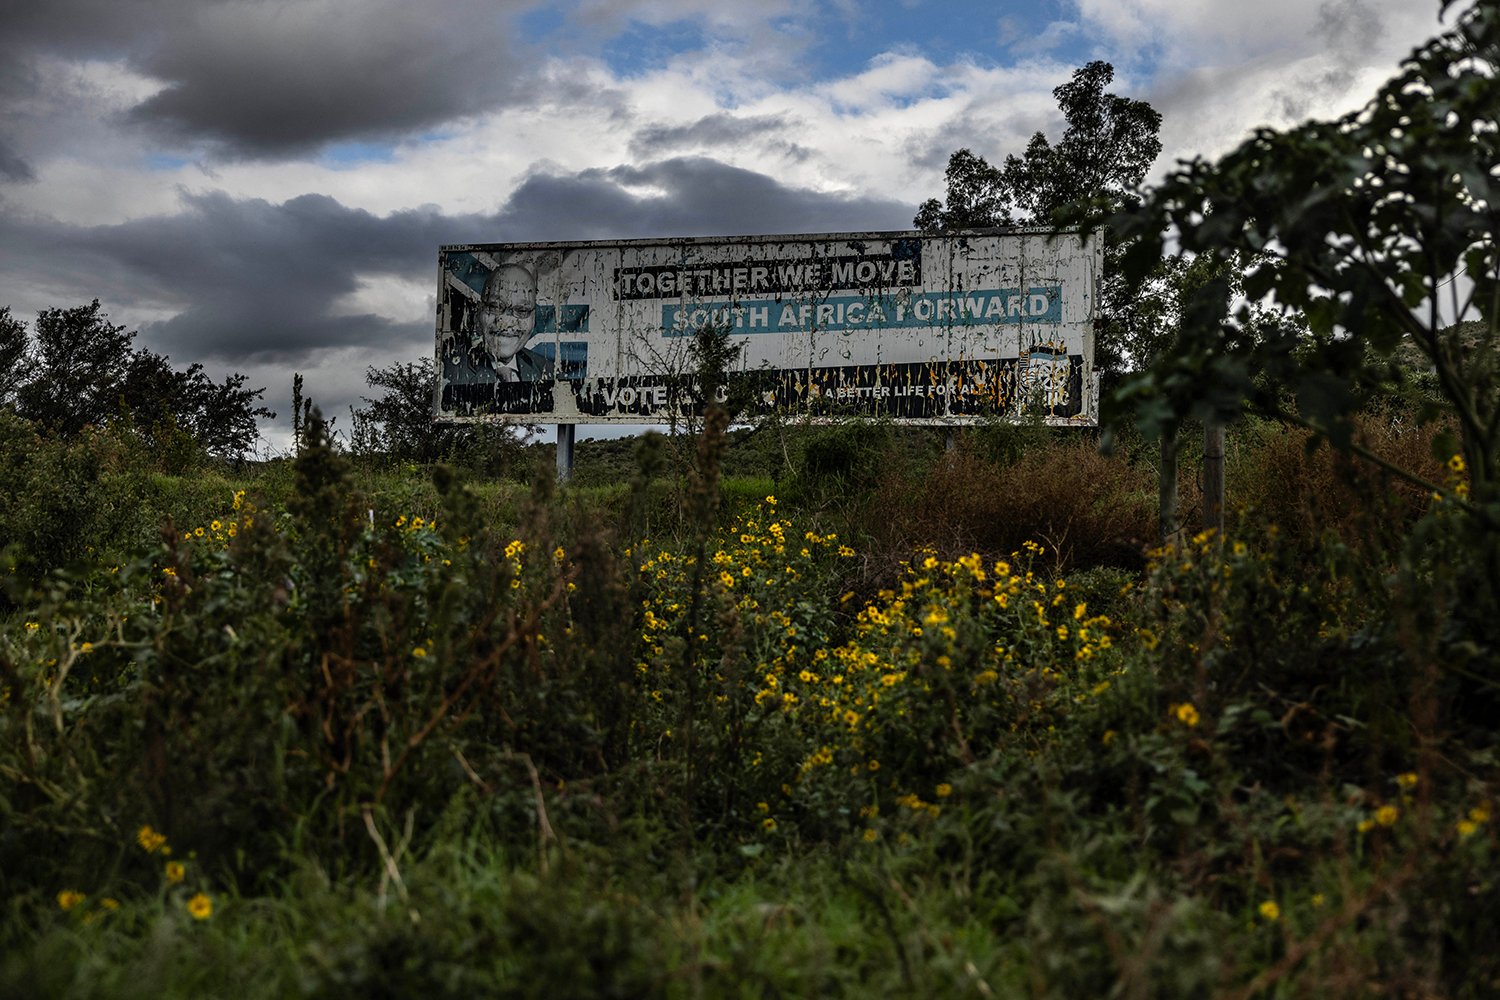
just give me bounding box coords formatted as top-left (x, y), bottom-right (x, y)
top-left (434, 229), bottom-right (1099, 426)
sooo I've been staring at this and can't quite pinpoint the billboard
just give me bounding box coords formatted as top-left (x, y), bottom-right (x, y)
top-left (434, 229), bottom-right (1099, 425)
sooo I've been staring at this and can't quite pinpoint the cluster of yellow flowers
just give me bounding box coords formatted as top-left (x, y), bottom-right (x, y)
top-left (1433, 453), bottom-right (1471, 502)
top-left (635, 506), bottom-right (1124, 840)
top-left (56, 825), bottom-right (212, 923)
top-left (180, 491), bottom-right (254, 549)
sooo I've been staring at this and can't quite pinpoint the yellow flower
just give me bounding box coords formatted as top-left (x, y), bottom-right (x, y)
top-left (1375, 804), bottom-right (1400, 827)
top-left (100, 897), bottom-right (120, 911)
top-left (186, 893), bottom-right (213, 920)
top-left (1258, 900), bottom-right (1280, 922)
top-left (412, 646), bottom-right (428, 658)
top-left (1396, 772), bottom-right (1418, 790)
top-left (862, 828), bottom-right (879, 842)
top-left (210, 520), bottom-right (222, 532)
top-left (1470, 803), bottom-right (1492, 824)
top-left (1174, 702), bottom-right (1200, 727)
top-left (1357, 818), bottom-right (1375, 833)
top-left (57, 890), bottom-right (86, 911)
top-left (25, 621), bottom-right (39, 631)
top-left (193, 527), bottom-right (204, 537)
top-left (165, 861), bottom-right (186, 884)
top-left (935, 783), bottom-right (952, 798)
top-left (136, 824), bottom-right (168, 854)
top-left (1448, 453), bottom-right (1466, 473)
top-left (756, 801), bottom-right (769, 813)
top-left (1457, 819), bottom-right (1479, 838)
top-left (764, 495), bottom-right (777, 507)
top-left (1310, 894), bottom-right (1325, 909)
top-left (762, 817), bottom-right (777, 832)
top-left (867, 759), bottom-right (880, 772)
top-left (1101, 729), bottom-right (1117, 747)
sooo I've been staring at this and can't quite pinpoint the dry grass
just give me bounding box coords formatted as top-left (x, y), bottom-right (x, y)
top-left (864, 434), bottom-right (1157, 574)
top-left (1229, 413), bottom-right (1446, 552)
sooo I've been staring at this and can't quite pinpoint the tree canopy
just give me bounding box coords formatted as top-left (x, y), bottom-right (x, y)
top-left (915, 61), bottom-right (1163, 380)
top-left (0, 300), bottom-right (273, 460)
top-left (914, 61), bottom-right (1162, 233)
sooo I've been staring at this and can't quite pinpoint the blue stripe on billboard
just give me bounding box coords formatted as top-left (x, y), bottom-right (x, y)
top-left (661, 287), bottom-right (1062, 336)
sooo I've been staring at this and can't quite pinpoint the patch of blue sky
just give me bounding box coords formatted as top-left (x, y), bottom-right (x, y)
top-left (597, 18), bottom-right (711, 78)
top-left (523, 0), bottom-right (1099, 86)
top-left (808, 0), bottom-right (1093, 79)
top-left (145, 153), bottom-right (191, 171)
top-left (518, 4), bottom-right (566, 40)
top-left (321, 141), bottom-right (397, 167)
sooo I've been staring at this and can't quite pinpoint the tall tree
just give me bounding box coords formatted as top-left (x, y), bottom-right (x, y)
top-left (915, 61), bottom-right (1164, 381)
top-left (18, 300), bottom-right (135, 436)
top-left (0, 307), bottom-right (27, 404)
top-left (914, 61), bottom-right (1161, 230)
top-left (1, 299), bottom-right (274, 460)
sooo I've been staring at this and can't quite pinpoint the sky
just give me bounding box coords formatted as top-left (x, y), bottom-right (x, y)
top-left (0, 0), bottom-right (1460, 451)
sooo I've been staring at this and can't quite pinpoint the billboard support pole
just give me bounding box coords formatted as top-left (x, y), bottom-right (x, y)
top-left (1203, 419), bottom-right (1225, 538)
top-left (1159, 430), bottom-right (1179, 545)
top-left (556, 423), bottom-right (576, 482)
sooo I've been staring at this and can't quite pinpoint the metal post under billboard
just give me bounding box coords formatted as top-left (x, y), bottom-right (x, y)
top-left (432, 228), bottom-right (1100, 428)
top-left (556, 423), bottom-right (575, 482)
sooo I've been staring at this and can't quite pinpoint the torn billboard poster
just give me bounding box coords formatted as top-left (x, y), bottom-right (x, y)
top-left (434, 228), bottom-right (1100, 425)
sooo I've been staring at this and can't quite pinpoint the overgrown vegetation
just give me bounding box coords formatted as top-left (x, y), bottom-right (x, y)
top-left (3, 4), bottom-right (1499, 995)
top-left (0, 390), bottom-right (1492, 997)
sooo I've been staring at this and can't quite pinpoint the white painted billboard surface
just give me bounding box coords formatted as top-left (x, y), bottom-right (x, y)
top-left (435, 229), bottom-right (1099, 425)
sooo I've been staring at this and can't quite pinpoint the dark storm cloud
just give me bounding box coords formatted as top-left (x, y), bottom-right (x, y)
top-left (627, 112), bottom-right (797, 158)
top-left (0, 156), bottom-right (913, 369)
top-left (494, 156), bottom-right (914, 240)
top-left (0, 0), bottom-right (538, 164)
top-left (0, 190), bottom-right (498, 363)
top-left (0, 137), bottom-right (35, 182)
top-left (127, 0), bottom-right (536, 158)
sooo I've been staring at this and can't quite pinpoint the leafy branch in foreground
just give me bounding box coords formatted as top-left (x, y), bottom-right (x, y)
top-left (1105, 0), bottom-right (1499, 509)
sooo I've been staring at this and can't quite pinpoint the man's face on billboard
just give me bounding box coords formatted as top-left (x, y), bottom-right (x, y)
top-left (477, 266), bottom-right (535, 363)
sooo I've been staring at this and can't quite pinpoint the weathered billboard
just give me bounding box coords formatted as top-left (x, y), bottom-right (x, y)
top-left (434, 229), bottom-right (1099, 425)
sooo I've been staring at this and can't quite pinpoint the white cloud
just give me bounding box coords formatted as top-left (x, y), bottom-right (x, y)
top-left (329, 274), bottom-right (434, 323)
